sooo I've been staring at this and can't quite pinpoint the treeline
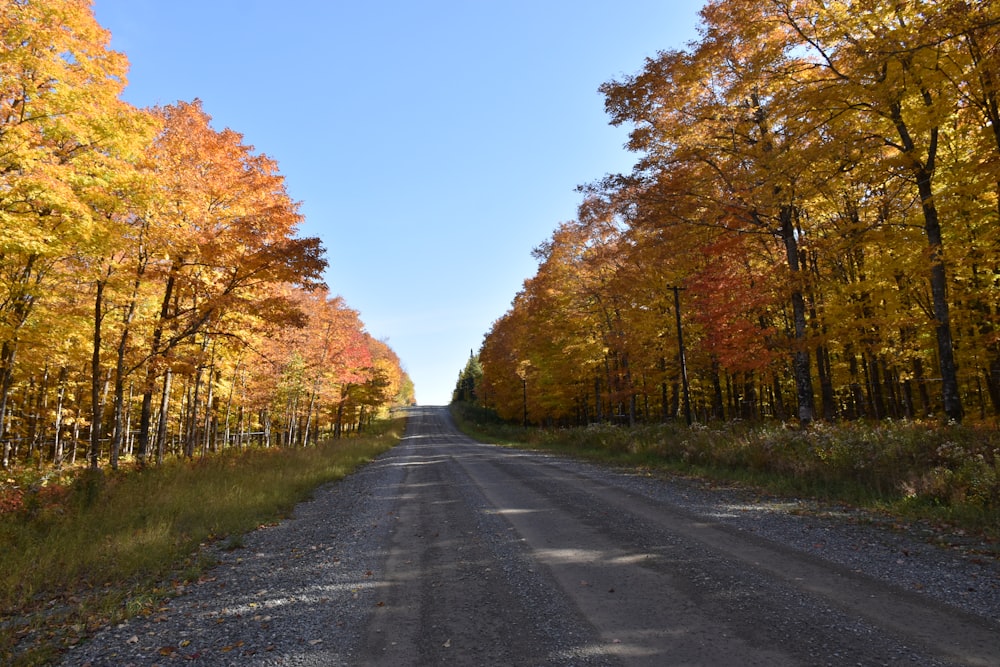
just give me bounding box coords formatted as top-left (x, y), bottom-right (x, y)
top-left (473, 0), bottom-right (1000, 427)
top-left (0, 2), bottom-right (412, 470)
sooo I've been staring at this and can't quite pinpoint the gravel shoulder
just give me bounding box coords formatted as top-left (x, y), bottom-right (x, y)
top-left (66, 407), bottom-right (1000, 666)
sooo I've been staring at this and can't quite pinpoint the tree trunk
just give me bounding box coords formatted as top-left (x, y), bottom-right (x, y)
top-left (155, 368), bottom-right (172, 465)
top-left (53, 367), bottom-right (68, 465)
top-left (89, 280), bottom-right (106, 470)
top-left (222, 360), bottom-right (240, 450)
top-left (125, 382), bottom-right (134, 457)
top-left (70, 404), bottom-right (81, 464)
top-left (987, 355), bottom-right (1000, 415)
top-left (918, 171), bottom-right (963, 422)
top-left (302, 389), bottom-right (318, 446)
top-left (137, 261), bottom-right (179, 461)
top-left (780, 205), bottom-right (815, 425)
top-left (1, 340), bottom-right (18, 468)
top-left (110, 278), bottom-right (142, 470)
top-left (888, 99), bottom-right (962, 422)
top-left (110, 355), bottom-right (126, 471)
top-left (203, 367), bottom-right (215, 455)
top-left (710, 359), bottom-right (725, 420)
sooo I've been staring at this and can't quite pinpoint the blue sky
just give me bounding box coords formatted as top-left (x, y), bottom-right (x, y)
top-left (91, 1), bottom-right (705, 405)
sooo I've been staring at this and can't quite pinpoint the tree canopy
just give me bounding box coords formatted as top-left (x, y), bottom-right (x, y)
top-left (0, 0), bottom-right (412, 470)
top-left (475, 0), bottom-right (1000, 427)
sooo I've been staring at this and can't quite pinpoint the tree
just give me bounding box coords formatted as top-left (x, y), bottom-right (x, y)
top-left (0, 0), bottom-right (142, 466)
top-left (600, 6), bottom-right (826, 423)
top-left (761, 0), bottom-right (967, 420)
top-left (453, 352), bottom-right (483, 403)
top-left (133, 101), bottom-right (326, 460)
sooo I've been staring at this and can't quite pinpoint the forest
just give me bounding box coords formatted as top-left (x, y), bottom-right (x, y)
top-left (0, 1), bottom-right (414, 473)
top-left (472, 0), bottom-right (1000, 429)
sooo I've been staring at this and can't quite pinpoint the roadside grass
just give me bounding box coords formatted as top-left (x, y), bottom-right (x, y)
top-left (0, 417), bottom-right (403, 666)
top-left (450, 403), bottom-right (1000, 542)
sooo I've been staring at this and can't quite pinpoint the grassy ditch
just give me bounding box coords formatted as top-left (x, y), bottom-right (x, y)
top-left (0, 417), bottom-right (403, 666)
top-left (451, 403), bottom-right (1000, 541)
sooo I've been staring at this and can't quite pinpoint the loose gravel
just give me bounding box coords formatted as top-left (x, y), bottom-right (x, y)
top-left (65, 429), bottom-right (1000, 666)
top-left (67, 449), bottom-right (407, 666)
top-left (587, 462), bottom-right (1000, 623)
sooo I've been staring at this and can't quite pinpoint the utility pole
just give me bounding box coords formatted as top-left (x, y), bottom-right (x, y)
top-left (522, 376), bottom-right (528, 428)
top-left (518, 361), bottom-right (530, 429)
top-left (670, 285), bottom-right (693, 426)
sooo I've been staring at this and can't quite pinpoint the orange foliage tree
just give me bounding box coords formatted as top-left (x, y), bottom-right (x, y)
top-left (475, 0), bottom-right (1000, 426)
top-left (0, 2), bottom-right (409, 470)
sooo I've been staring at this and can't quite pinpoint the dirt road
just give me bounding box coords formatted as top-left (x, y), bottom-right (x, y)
top-left (68, 406), bottom-right (1000, 666)
top-left (355, 407), bottom-right (999, 665)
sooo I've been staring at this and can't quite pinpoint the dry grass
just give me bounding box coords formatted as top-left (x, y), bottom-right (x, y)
top-left (0, 418), bottom-right (403, 666)
top-left (451, 403), bottom-right (1000, 537)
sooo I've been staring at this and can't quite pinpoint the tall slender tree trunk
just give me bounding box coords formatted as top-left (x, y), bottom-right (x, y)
top-left (186, 337), bottom-right (209, 458)
top-left (125, 382), bottom-right (134, 457)
top-left (27, 369), bottom-right (48, 458)
top-left (917, 170), bottom-right (963, 422)
top-left (302, 389), bottom-right (318, 446)
top-left (70, 405), bottom-right (80, 464)
top-left (110, 279), bottom-right (142, 470)
top-left (53, 367), bottom-right (68, 465)
top-left (780, 205), bottom-right (815, 425)
top-left (203, 366), bottom-right (215, 455)
top-left (222, 360), bottom-right (242, 450)
top-left (1, 340), bottom-right (18, 468)
top-left (710, 358), bottom-right (725, 420)
top-left (89, 279), bottom-right (107, 470)
top-left (335, 400), bottom-right (345, 439)
top-left (155, 368), bottom-right (172, 465)
top-left (888, 99), bottom-right (963, 422)
top-left (138, 261), bottom-right (179, 461)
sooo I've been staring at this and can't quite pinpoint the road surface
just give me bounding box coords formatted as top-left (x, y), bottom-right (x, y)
top-left (353, 407), bottom-right (1000, 665)
top-left (68, 405), bottom-right (1000, 666)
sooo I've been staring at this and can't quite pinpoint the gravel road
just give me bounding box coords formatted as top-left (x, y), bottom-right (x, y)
top-left (67, 406), bottom-right (1000, 666)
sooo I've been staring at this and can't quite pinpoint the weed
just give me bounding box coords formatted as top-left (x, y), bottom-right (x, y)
top-left (0, 417), bottom-right (403, 666)
top-left (224, 534), bottom-right (245, 551)
top-left (450, 404), bottom-right (1000, 538)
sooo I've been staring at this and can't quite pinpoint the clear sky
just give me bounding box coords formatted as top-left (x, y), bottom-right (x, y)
top-left (91, 1), bottom-right (705, 405)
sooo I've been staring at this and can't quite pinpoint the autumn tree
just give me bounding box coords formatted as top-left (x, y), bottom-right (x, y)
top-left (0, 0), bottom-right (152, 466)
top-left (132, 101), bottom-right (326, 461)
top-left (0, 3), bottom-right (407, 472)
top-left (478, 0), bottom-right (1000, 428)
top-left (765, 0), bottom-right (968, 421)
top-left (600, 2), bottom-right (833, 423)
